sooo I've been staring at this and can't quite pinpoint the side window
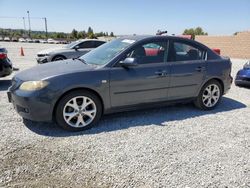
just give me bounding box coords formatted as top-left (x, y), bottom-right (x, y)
top-left (169, 42), bottom-right (205, 62)
top-left (94, 41), bottom-right (105, 48)
top-left (78, 41), bottom-right (95, 49)
top-left (122, 41), bottom-right (168, 65)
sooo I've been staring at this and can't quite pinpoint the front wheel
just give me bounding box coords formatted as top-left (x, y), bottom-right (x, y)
top-left (55, 90), bottom-right (102, 131)
top-left (52, 55), bottom-right (66, 61)
top-left (195, 80), bottom-right (222, 110)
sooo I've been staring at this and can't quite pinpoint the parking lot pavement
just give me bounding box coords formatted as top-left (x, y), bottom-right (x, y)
top-left (0, 42), bottom-right (250, 187)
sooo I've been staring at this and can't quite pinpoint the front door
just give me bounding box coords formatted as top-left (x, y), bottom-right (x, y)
top-left (109, 40), bottom-right (170, 107)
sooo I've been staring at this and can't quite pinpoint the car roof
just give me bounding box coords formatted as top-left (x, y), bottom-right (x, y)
top-left (119, 35), bottom-right (188, 41)
top-left (78, 39), bottom-right (105, 42)
top-left (119, 35), bottom-right (210, 50)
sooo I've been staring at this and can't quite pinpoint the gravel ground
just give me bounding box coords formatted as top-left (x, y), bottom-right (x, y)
top-left (0, 42), bottom-right (250, 187)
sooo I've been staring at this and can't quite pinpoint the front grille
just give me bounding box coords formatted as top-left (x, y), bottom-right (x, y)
top-left (37, 54), bottom-right (46, 57)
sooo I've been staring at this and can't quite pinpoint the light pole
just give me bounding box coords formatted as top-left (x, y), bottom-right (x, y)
top-left (27, 11), bottom-right (31, 38)
top-left (43, 17), bottom-right (48, 39)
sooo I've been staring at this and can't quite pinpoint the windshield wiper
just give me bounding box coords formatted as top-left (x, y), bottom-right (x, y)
top-left (73, 57), bottom-right (87, 64)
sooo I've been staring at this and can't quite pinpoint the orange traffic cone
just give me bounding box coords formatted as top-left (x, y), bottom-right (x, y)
top-left (20, 47), bottom-right (25, 56)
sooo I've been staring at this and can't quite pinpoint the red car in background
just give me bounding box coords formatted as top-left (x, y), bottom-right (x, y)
top-left (179, 35), bottom-right (221, 55)
top-left (0, 47), bottom-right (13, 77)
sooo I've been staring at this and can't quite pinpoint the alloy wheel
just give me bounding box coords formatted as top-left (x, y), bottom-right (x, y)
top-left (202, 84), bottom-right (221, 108)
top-left (63, 96), bottom-right (97, 128)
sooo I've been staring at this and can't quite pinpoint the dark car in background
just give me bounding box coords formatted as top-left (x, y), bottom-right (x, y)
top-left (235, 60), bottom-right (250, 87)
top-left (8, 36), bottom-right (232, 131)
top-left (0, 47), bottom-right (12, 77)
top-left (36, 39), bottom-right (106, 63)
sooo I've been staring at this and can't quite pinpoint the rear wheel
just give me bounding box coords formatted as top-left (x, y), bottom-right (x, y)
top-left (55, 90), bottom-right (102, 131)
top-left (195, 80), bottom-right (222, 110)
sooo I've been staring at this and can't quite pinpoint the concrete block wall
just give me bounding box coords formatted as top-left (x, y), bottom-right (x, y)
top-left (195, 31), bottom-right (250, 59)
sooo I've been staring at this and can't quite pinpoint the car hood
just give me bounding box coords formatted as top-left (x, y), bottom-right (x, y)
top-left (15, 59), bottom-right (95, 81)
top-left (37, 47), bottom-right (70, 55)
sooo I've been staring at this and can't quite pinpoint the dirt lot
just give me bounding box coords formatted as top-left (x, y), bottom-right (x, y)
top-left (0, 42), bottom-right (250, 187)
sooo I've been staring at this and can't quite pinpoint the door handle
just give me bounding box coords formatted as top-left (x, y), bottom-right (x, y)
top-left (155, 70), bottom-right (167, 77)
top-left (195, 66), bottom-right (205, 72)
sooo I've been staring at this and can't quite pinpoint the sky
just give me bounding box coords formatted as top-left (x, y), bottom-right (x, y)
top-left (0, 0), bottom-right (250, 35)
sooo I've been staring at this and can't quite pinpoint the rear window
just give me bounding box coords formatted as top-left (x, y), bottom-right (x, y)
top-left (94, 41), bottom-right (106, 48)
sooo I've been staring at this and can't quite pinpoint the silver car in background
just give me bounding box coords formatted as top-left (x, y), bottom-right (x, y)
top-left (36, 39), bottom-right (106, 63)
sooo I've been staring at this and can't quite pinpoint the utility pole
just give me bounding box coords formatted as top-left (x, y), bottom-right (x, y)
top-left (22, 17), bottom-right (27, 37)
top-left (27, 11), bottom-right (31, 38)
top-left (43, 17), bottom-right (48, 39)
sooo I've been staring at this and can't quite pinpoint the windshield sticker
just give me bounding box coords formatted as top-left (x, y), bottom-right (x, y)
top-left (122, 39), bottom-right (135, 44)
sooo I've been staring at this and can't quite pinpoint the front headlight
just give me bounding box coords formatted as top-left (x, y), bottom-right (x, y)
top-left (19, 81), bottom-right (49, 91)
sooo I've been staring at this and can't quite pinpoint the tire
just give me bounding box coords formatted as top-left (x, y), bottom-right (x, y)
top-left (55, 90), bottom-right (103, 131)
top-left (52, 55), bottom-right (66, 61)
top-left (194, 80), bottom-right (222, 110)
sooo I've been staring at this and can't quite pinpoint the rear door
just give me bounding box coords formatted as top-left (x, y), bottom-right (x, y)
top-left (109, 39), bottom-right (171, 107)
top-left (168, 39), bottom-right (207, 100)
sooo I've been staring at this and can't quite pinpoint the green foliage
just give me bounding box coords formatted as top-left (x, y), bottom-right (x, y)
top-left (88, 33), bottom-right (97, 39)
top-left (183, 27), bottom-right (208, 39)
top-left (77, 31), bottom-right (87, 39)
top-left (70, 29), bottom-right (78, 39)
top-left (0, 27), bottom-right (115, 40)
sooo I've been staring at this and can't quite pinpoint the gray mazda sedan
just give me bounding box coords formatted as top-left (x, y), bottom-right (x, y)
top-left (8, 35), bottom-right (233, 131)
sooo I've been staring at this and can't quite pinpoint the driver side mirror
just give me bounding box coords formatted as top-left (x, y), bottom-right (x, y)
top-left (119, 58), bottom-right (138, 68)
top-left (74, 45), bottom-right (80, 51)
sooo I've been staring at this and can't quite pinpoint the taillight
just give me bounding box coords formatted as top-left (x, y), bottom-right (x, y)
top-left (0, 53), bottom-right (7, 59)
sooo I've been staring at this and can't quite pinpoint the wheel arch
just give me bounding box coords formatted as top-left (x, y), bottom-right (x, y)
top-left (52, 87), bottom-right (104, 120)
top-left (200, 77), bottom-right (224, 95)
top-left (51, 54), bottom-right (67, 61)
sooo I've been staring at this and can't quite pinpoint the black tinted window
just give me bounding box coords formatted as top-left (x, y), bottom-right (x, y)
top-left (94, 41), bottom-right (105, 47)
top-left (169, 42), bottom-right (204, 62)
top-left (123, 41), bottom-right (168, 64)
top-left (78, 41), bottom-right (95, 49)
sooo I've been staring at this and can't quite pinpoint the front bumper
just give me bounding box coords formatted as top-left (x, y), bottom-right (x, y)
top-left (36, 56), bottom-right (49, 64)
top-left (7, 89), bottom-right (53, 122)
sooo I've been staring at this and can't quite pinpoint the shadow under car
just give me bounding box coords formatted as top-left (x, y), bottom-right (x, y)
top-left (23, 97), bottom-right (246, 137)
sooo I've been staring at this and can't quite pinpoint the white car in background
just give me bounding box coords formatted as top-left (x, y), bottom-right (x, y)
top-left (47, 38), bottom-right (60, 44)
top-left (36, 39), bottom-right (106, 63)
top-left (4, 37), bottom-right (10, 42)
top-left (39, 39), bottom-right (48, 43)
top-left (18, 38), bottom-right (26, 42)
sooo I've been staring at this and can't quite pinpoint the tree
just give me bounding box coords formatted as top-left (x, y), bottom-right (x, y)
top-left (110, 32), bottom-right (114, 37)
top-left (77, 31), bottom-right (86, 39)
top-left (88, 33), bottom-right (97, 39)
top-left (183, 27), bottom-right (208, 39)
top-left (87, 27), bottom-right (93, 35)
top-left (71, 29), bottom-right (78, 39)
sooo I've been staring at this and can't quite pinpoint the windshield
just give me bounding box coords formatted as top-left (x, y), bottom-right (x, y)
top-left (79, 38), bottom-right (135, 65)
top-left (65, 40), bottom-right (80, 49)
